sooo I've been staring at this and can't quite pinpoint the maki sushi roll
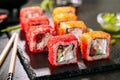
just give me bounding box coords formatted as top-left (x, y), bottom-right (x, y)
top-left (20, 6), bottom-right (44, 32)
top-left (53, 6), bottom-right (76, 17)
top-left (80, 31), bottom-right (111, 61)
top-left (59, 21), bottom-right (87, 43)
top-left (53, 13), bottom-right (77, 34)
top-left (20, 6), bottom-right (44, 17)
top-left (48, 33), bottom-right (78, 66)
top-left (26, 24), bottom-right (56, 53)
top-left (24, 15), bottom-right (49, 33)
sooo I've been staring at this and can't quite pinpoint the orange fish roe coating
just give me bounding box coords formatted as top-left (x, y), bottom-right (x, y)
top-left (53, 13), bottom-right (77, 34)
top-left (59, 20), bottom-right (87, 35)
top-left (80, 31), bottom-right (111, 61)
top-left (53, 6), bottom-right (76, 17)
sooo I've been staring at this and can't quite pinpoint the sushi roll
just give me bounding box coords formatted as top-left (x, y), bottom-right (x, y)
top-left (59, 21), bottom-right (87, 43)
top-left (20, 6), bottom-right (44, 17)
top-left (53, 13), bottom-right (77, 34)
top-left (53, 6), bottom-right (76, 17)
top-left (26, 24), bottom-right (56, 53)
top-left (20, 6), bottom-right (44, 32)
top-left (24, 15), bottom-right (49, 33)
top-left (20, 6), bottom-right (44, 20)
top-left (48, 33), bottom-right (78, 66)
top-left (80, 31), bottom-right (111, 61)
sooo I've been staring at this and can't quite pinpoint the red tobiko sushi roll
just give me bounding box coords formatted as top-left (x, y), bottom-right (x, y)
top-left (26, 24), bottom-right (56, 53)
top-left (20, 6), bottom-right (44, 18)
top-left (48, 33), bottom-right (78, 66)
top-left (20, 6), bottom-right (44, 32)
top-left (80, 31), bottom-right (111, 61)
top-left (24, 15), bottom-right (49, 33)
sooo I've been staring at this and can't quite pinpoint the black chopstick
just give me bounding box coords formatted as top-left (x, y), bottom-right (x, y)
top-left (7, 33), bottom-right (18, 80)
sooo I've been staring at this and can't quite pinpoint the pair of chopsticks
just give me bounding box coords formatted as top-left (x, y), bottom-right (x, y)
top-left (0, 32), bottom-right (19, 80)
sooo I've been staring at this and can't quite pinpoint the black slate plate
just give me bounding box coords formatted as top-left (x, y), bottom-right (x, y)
top-left (17, 30), bottom-right (120, 80)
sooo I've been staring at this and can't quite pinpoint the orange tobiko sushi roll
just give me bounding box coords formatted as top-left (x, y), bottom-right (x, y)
top-left (53, 13), bottom-right (77, 34)
top-left (59, 21), bottom-right (87, 43)
top-left (53, 6), bottom-right (76, 17)
top-left (80, 31), bottom-right (111, 61)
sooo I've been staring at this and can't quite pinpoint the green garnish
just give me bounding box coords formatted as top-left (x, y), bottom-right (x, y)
top-left (36, 0), bottom-right (54, 11)
top-left (109, 34), bottom-right (120, 45)
top-left (101, 13), bottom-right (120, 32)
top-left (112, 34), bottom-right (120, 39)
top-left (103, 13), bottom-right (117, 24)
top-left (0, 25), bottom-right (20, 32)
top-left (87, 27), bottom-right (94, 32)
top-left (111, 39), bottom-right (117, 46)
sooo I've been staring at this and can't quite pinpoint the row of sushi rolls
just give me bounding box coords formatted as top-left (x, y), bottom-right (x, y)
top-left (20, 6), bottom-right (111, 66)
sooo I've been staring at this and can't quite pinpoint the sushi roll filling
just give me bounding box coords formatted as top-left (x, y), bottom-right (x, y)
top-left (25, 12), bottom-right (41, 18)
top-left (89, 38), bottom-right (108, 57)
top-left (36, 33), bottom-right (52, 50)
top-left (57, 43), bottom-right (75, 63)
top-left (66, 27), bottom-right (82, 42)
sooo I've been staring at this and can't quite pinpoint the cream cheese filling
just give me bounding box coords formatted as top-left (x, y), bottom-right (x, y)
top-left (57, 43), bottom-right (75, 63)
top-left (90, 38), bottom-right (107, 57)
top-left (36, 33), bottom-right (52, 50)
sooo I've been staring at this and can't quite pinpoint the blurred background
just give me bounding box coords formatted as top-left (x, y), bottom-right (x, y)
top-left (0, 0), bottom-right (82, 25)
top-left (0, 0), bottom-right (83, 37)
